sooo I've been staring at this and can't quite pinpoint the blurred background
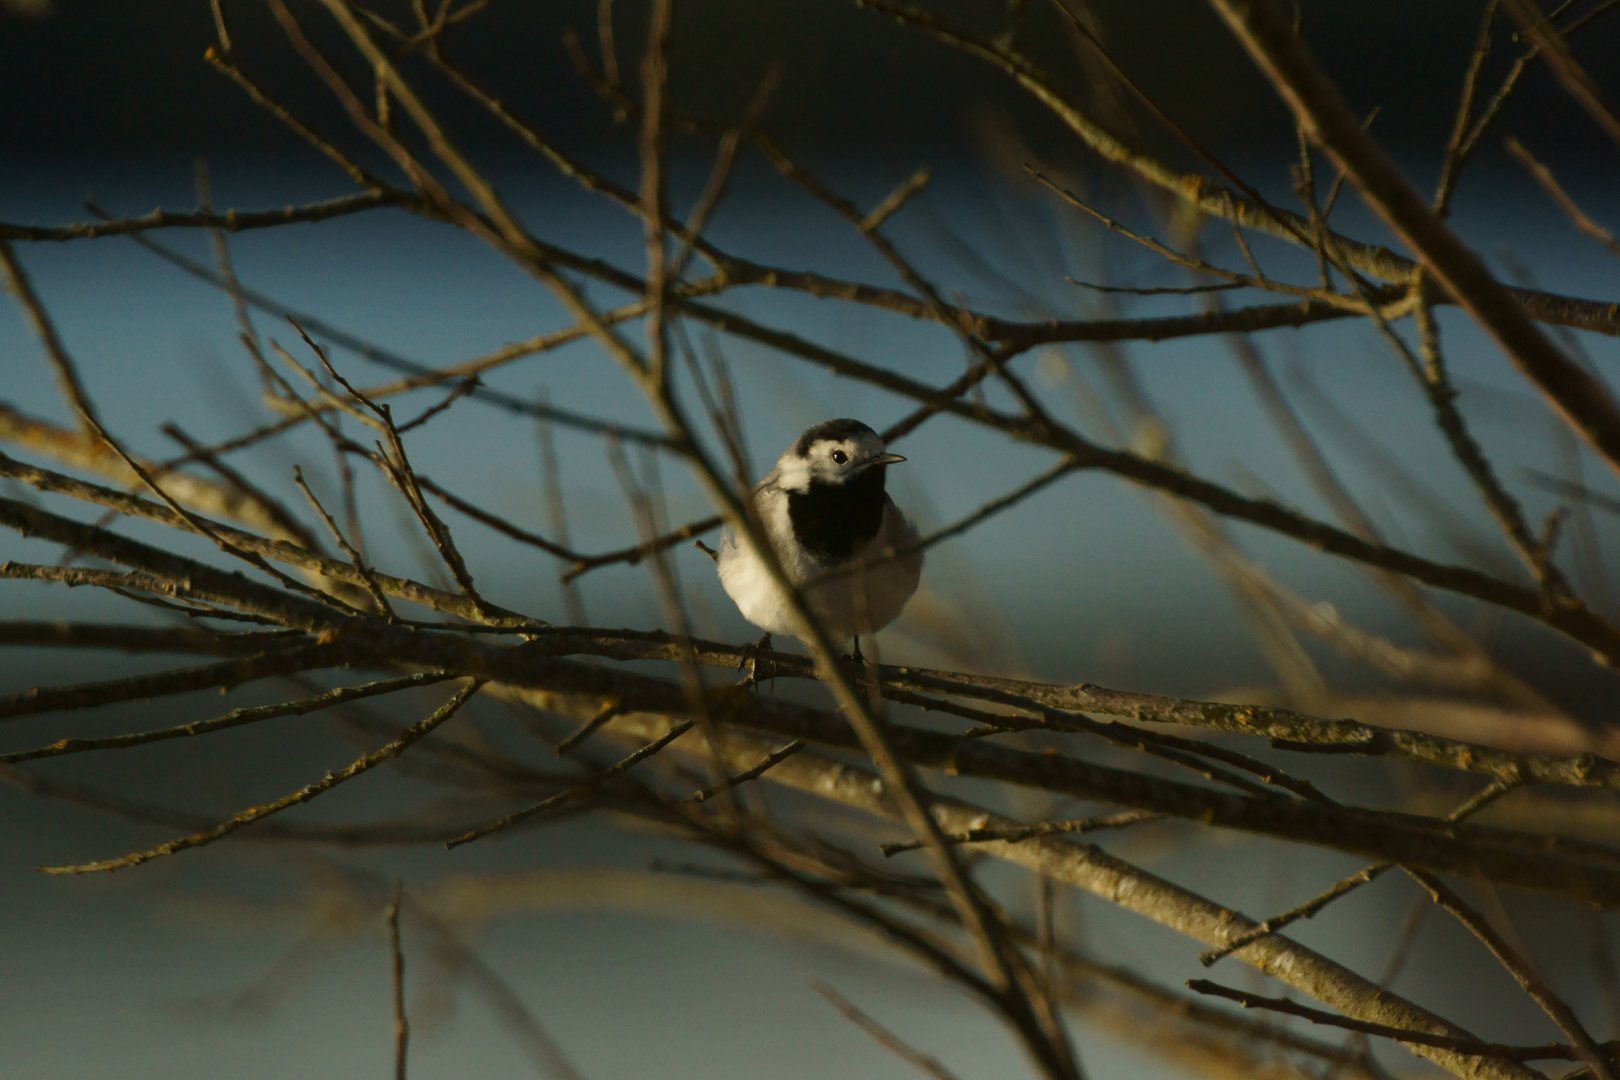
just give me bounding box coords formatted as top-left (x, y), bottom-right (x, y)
top-left (3, 2), bottom-right (1620, 1078)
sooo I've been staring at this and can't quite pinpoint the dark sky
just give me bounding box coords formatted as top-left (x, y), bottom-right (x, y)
top-left (3, 0), bottom-right (1617, 169)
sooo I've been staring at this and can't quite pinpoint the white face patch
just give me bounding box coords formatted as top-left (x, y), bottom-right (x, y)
top-left (775, 430), bottom-right (888, 491)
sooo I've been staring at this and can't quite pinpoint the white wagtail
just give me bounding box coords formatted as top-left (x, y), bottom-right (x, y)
top-left (716, 419), bottom-right (922, 661)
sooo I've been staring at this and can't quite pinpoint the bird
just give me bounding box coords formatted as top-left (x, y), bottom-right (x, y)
top-left (715, 418), bottom-right (923, 662)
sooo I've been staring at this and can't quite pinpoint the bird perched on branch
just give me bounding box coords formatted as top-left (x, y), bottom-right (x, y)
top-left (714, 418), bottom-right (922, 662)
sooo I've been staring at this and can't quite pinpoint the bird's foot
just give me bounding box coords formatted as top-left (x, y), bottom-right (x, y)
top-left (736, 632), bottom-right (775, 689)
top-left (850, 636), bottom-right (865, 665)
top-left (736, 632), bottom-right (773, 671)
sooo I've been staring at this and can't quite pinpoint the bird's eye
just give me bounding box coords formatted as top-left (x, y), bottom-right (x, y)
top-left (831, 450), bottom-right (848, 465)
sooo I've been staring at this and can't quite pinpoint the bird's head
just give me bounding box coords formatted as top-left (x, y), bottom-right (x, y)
top-left (775, 418), bottom-right (905, 492)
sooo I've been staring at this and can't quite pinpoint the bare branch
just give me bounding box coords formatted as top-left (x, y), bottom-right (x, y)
top-left (1, 671), bottom-right (451, 764)
top-left (446, 720), bottom-right (695, 847)
top-left (1504, 136), bottom-right (1620, 259)
top-left (1410, 869), bottom-right (1618, 1080)
top-left (851, 0), bottom-right (1620, 337)
top-left (595, 709), bottom-right (1545, 1080)
top-left (0, 631), bottom-right (350, 724)
top-left (1187, 979), bottom-right (1602, 1062)
top-left (880, 811), bottom-right (1156, 856)
top-left (1205, 0), bottom-right (1620, 480)
top-left (0, 192), bottom-right (410, 242)
top-left (688, 739), bottom-right (807, 803)
top-left (39, 678), bottom-right (485, 875)
top-left (386, 882), bottom-right (409, 1080)
top-left (812, 981), bottom-right (965, 1080)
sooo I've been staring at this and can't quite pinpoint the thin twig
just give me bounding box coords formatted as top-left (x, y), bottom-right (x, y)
top-left (0, 639), bottom-right (352, 722)
top-left (446, 720), bottom-right (695, 847)
top-left (0, 241), bottom-right (365, 616)
top-left (0, 192), bottom-right (409, 242)
top-left (812, 981), bottom-right (965, 1080)
top-left (689, 739), bottom-right (808, 803)
top-left (1, 671), bottom-right (452, 763)
top-left (561, 515), bottom-right (723, 583)
top-left (1187, 979), bottom-right (1600, 1062)
top-left (39, 679), bottom-right (485, 874)
top-left (1198, 775), bottom-right (1523, 966)
top-left (385, 881), bottom-right (409, 1080)
top-left (881, 811), bottom-right (1157, 857)
top-left (1410, 868), bottom-right (1619, 1080)
top-left (553, 699), bottom-right (627, 757)
top-left (294, 466), bottom-right (395, 617)
top-left (1434, 0), bottom-right (1501, 215)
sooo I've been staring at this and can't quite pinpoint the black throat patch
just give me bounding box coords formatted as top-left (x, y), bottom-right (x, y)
top-left (786, 465), bottom-right (888, 562)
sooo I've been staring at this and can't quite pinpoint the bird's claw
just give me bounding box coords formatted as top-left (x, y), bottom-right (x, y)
top-left (736, 632), bottom-right (775, 689)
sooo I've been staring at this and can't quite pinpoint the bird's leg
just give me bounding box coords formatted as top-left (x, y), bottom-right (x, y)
top-left (850, 636), bottom-right (864, 665)
top-left (737, 631), bottom-right (774, 689)
top-left (737, 632), bottom-right (772, 672)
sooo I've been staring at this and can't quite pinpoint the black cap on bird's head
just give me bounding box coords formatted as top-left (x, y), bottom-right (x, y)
top-left (790, 418), bottom-right (880, 457)
top-left (777, 418), bottom-right (905, 492)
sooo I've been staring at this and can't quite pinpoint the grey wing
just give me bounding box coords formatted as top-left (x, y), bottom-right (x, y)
top-left (718, 472), bottom-right (779, 564)
top-left (749, 471), bottom-right (787, 537)
top-left (752, 467), bottom-right (782, 499)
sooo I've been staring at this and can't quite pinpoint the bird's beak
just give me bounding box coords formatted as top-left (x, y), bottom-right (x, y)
top-left (869, 453), bottom-right (907, 466)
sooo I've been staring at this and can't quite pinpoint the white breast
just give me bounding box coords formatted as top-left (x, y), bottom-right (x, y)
top-left (716, 493), bottom-right (923, 644)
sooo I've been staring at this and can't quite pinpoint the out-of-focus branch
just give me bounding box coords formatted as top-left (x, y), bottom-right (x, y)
top-left (812, 981), bottom-right (966, 1080)
top-left (850, 0), bottom-right (1620, 337)
top-left (1504, 136), bottom-right (1620, 259)
top-left (1500, 0), bottom-right (1620, 148)
top-left (384, 881), bottom-right (409, 1080)
top-left (1205, 0), bottom-right (1620, 480)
